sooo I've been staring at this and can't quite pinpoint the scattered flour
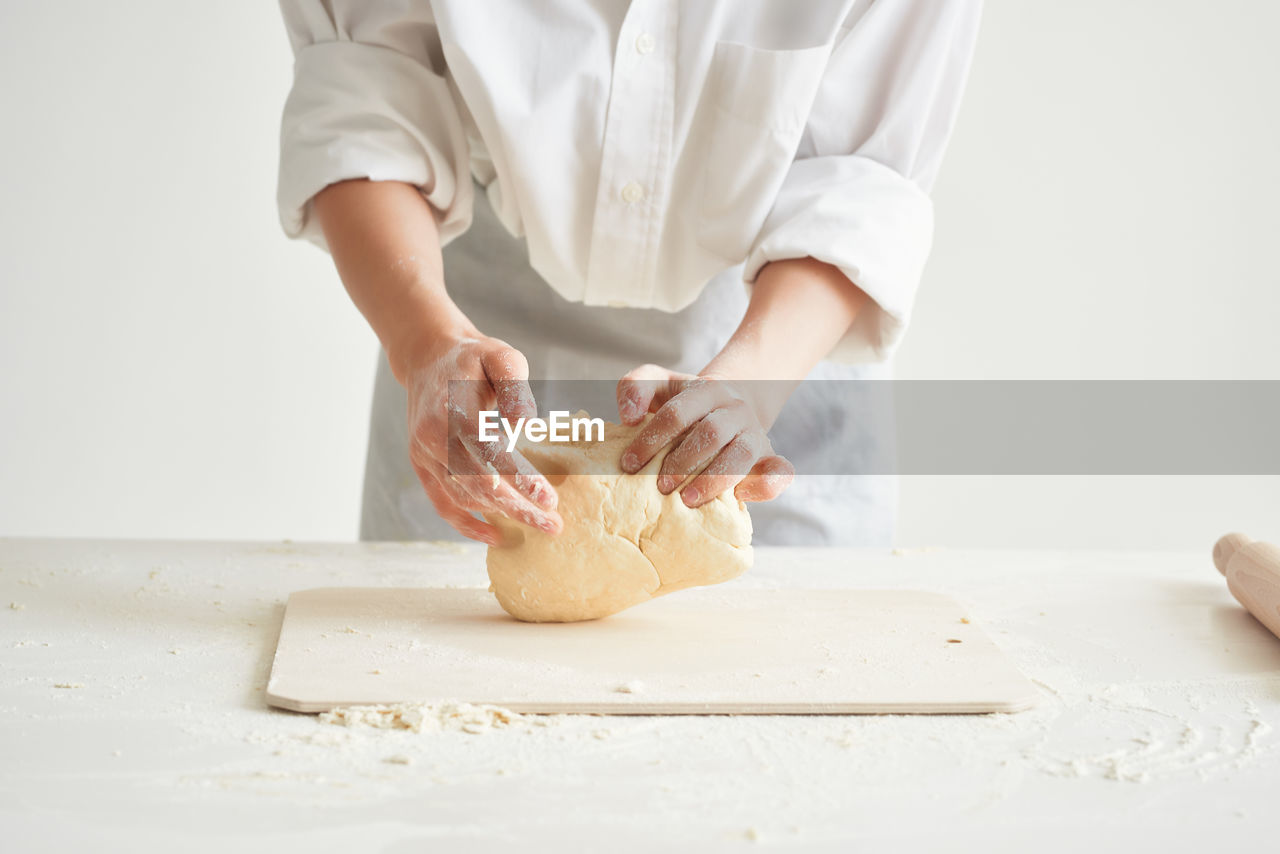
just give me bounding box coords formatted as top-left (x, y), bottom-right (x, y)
top-left (424, 539), bottom-right (471, 556)
top-left (614, 680), bottom-right (646, 694)
top-left (9, 536), bottom-right (1280, 835)
top-left (1020, 675), bottom-right (1280, 784)
top-left (319, 701), bottom-right (547, 735)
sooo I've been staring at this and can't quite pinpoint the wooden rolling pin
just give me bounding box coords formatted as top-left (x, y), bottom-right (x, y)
top-left (1213, 533), bottom-right (1280, 640)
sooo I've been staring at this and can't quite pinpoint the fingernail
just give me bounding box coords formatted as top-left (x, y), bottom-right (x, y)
top-left (682, 486), bottom-right (700, 506)
top-left (656, 476), bottom-right (672, 494)
top-left (621, 453), bottom-right (639, 472)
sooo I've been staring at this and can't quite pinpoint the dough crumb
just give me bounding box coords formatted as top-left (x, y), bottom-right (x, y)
top-left (53, 682), bottom-right (84, 689)
top-left (320, 701), bottom-right (527, 734)
top-left (960, 617), bottom-right (971, 624)
top-left (383, 755), bottom-right (413, 765)
top-left (9, 602), bottom-right (24, 610)
top-left (745, 828), bottom-right (761, 842)
top-left (946, 638), bottom-right (963, 644)
top-left (614, 680), bottom-right (646, 694)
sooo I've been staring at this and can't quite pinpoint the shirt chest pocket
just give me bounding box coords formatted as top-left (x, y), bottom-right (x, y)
top-left (695, 40), bottom-right (832, 265)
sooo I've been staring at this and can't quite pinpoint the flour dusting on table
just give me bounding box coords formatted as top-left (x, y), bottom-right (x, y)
top-left (320, 701), bottom-right (551, 735)
top-left (7, 539), bottom-right (1280, 844)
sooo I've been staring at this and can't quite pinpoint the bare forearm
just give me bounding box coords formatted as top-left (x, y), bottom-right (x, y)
top-left (312, 179), bottom-right (560, 540)
top-left (312, 179), bottom-right (476, 384)
top-left (701, 257), bottom-right (868, 423)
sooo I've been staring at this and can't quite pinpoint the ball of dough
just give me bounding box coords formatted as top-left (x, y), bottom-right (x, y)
top-left (485, 417), bottom-right (753, 622)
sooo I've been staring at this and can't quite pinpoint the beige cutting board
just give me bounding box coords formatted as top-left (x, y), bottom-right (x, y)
top-left (265, 587), bottom-right (1038, 715)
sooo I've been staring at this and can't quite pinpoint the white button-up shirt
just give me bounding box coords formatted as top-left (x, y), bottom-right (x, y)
top-left (278, 0), bottom-right (982, 363)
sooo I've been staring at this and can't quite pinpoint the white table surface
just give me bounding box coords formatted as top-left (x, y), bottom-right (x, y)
top-left (2, 538), bottom-right (1278, 853)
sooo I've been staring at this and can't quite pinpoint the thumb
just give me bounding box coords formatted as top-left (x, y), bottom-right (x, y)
top-left (616, 364), bottom-right (680, 425)
top-left (734, 456), bottom-right (795, 503)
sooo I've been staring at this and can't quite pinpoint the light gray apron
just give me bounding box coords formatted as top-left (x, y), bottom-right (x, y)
top-left (361, 188), bottom-right (896, 546)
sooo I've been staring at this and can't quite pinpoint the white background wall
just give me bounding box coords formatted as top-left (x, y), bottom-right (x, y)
top-left (1, 1), bottom-right (1276, 548)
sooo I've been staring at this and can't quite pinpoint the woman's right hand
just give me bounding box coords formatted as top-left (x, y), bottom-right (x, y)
top-left (309, 180), bottom-right (559, 544)
top-left (402, 335), bottom-right (562, 545)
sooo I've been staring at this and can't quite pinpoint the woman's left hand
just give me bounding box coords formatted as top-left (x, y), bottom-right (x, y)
top-left (615, 365), bottom-right (794, 507)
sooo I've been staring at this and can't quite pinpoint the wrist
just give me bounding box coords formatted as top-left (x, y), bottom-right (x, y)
top-left (698, 257), bottom-right (865, 422)
top-left (700, 345), bottom-right (766, 384)
top-left (386, 312), bottom-right (480, 386)
top-left (697, 367), bottom-right (791, 431)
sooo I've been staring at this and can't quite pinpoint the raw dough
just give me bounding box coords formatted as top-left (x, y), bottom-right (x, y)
top-left (485, 417), bottom-right (753, 622)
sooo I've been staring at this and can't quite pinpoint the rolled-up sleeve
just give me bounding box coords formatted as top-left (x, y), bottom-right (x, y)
top-left (743, 0), bottom-right (982, 364)
top-left (278, 1), bottom-right (473, 249)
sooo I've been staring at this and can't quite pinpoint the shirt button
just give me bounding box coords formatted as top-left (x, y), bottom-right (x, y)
top-left (620, 182), bottom-right (645, 204)
top-left (635, 33), bottom-right (656, 55)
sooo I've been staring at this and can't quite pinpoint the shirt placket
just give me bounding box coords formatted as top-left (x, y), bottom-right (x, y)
top-left (582, 0), bottom-right (676, 307)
